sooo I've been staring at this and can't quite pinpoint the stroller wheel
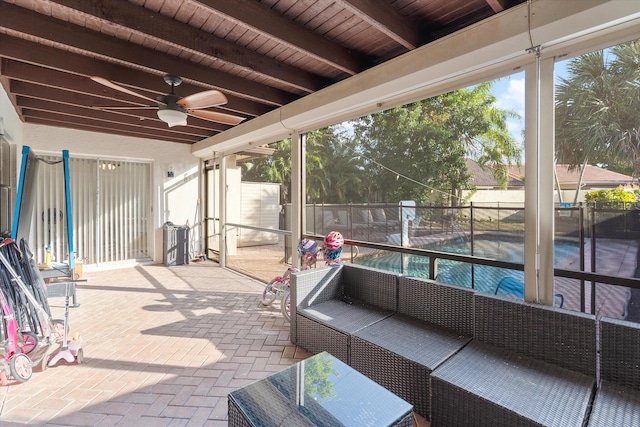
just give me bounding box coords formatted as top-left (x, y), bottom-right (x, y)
top-left (40, 354), bottom-right (50, 372)
top-left (10, 354), bottom-right (32, 383)
top-left (20, 332), bottom-right (38, 355)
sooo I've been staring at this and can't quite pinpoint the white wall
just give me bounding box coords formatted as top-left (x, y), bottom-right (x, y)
top-left (0, 84), bottom-right (23, 145)
top-left (17, 121), bottom-right (200, 264)
top-left (464, 189), bottom-right (526, 207)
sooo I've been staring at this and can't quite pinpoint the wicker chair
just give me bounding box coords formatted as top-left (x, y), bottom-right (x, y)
top-left (350, 276), bottom-right (475, 419)
top-left (588, 317), bottom-right (640, 427)
top-left (431, 293), bottom-right (597, 427)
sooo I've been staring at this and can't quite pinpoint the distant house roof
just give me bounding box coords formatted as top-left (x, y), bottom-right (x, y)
top-left (507, 164), bottom-right (635, 189)
top-left (466, 160), bottom-right (635, 190)
top-left (466, 159), bottom-right (524, 189)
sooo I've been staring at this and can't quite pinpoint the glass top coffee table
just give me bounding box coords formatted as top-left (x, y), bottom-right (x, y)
top-left (228, 352), bottom-right (413, 426)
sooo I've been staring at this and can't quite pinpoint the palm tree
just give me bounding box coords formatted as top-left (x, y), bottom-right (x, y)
top-left (555, 40), bottom-right (640, 202)
top-left (306, 127), bottom-right (367, 203)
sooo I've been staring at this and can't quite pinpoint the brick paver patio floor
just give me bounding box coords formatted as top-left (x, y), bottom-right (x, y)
top-left (0, 262), bottom-right (312, 426)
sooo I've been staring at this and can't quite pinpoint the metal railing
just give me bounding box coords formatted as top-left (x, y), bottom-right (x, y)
top-left (304, 202), bottom-right (640, 316)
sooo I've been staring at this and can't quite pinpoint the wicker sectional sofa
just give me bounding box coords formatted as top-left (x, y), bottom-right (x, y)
top-left (431, 294), bottom-right (597, 426)
top-left (291, 264), bottom-right (475, 419)
top-left (588, 317), bottom-right (640, 427)
top-left (290, 263), bottom-right (639, 426)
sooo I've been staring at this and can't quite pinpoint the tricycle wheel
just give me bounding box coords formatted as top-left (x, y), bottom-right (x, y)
top-left (76, 348), bottom-right (84, 365)
top-left (281, 291), bottom-right (291, 322)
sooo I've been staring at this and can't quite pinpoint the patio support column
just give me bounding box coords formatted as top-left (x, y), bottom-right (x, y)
top-left (219, 154), bottom-right (227, 268)
top-left (524, 59), bottom-right (539, 303)
top-left (291, 131), bottom-right (304, 269)
top-left (538, 56), bottom-right (556, 306)
top-left (524, 51), bottom-right (555, 305)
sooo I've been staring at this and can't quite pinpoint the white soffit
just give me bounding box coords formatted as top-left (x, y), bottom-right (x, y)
top-left (192, 0), bottom-right (640, 157)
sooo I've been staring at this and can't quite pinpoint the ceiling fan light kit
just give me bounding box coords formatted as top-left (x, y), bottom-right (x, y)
top-left (157, 108), bottom-right (188, 127)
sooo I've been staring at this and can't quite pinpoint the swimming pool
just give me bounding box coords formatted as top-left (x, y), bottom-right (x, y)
top-left (355, 235), bottom-right (580, 294)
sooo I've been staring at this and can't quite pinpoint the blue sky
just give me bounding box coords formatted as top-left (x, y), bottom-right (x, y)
top-left (492, 71), bottom-right (526, 148)
top-left (490, 60), bottom-right (570, 154)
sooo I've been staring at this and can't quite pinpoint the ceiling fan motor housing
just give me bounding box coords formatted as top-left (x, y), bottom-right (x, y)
top-left (157, 94), bottom-right (186, 113)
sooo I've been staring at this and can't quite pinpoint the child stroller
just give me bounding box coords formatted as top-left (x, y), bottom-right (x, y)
top-left (0, 238), bottom-right (68, 377)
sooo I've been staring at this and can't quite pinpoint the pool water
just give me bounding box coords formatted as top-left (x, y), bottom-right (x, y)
top-left (355, 236), bottom-right (579, 294)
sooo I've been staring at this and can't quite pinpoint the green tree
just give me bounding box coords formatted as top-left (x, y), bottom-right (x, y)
top-left (555, 40), bottom-right (640, 201)
top-left (584, 188), bottom-right (636, 207)
top-left (242, 83), bottom-right (519, 207)
top-left (351, 82), bottom-right (520, 204)
top-left (239, 129), bottom-right (367, 205)
top-left (306, 127), bottom-right (367, 203)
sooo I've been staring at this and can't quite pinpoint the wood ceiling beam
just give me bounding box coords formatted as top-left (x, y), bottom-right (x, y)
top-left (9, 79), bottom-right (229, 132)
top-left (197, 0), bottom-right (367, 75)
top-left (0, 40), bottom-right (269, 117)
top-left (485, 0), bottom-right (509, 13)
top-left (16, 97), bottom-right (220, 138)
top-left (22, 110), bottom-right (200, 143)
top-left (25, 117), bottom-right (197, 144)
top-left (0, 74), bottom-right (23, 122)
top-left (46, 0), bottom-right (325, 93)
top-left (336, 0), bottom-right (419, 49)
top-left (2, 59), bottom-right (145, 108)
top-left (2, 59), bottom-right (264, 118)
top-left (0, 2), bottom-right (294, 106)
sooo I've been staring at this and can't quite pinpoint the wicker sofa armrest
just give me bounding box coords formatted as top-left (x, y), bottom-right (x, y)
top-left (474, 293), bottom-right (597, 377)
top-left (399, 276), bottom-right (475, 336)
top-left (290, 265), bottom-right (343, 344)
top-left (291, 265), bottom-right (343, 309)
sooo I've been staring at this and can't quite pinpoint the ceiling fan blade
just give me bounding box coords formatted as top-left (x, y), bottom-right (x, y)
top-left (91, 76), bottom-right (160, 104)
top-left (177, 90), bottom-right (228, 109)
top-left (188, 110), bottom-right (245, 125)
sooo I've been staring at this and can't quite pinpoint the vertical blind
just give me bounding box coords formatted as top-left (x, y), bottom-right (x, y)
top-left (29, 155), bottom-right (150, 265)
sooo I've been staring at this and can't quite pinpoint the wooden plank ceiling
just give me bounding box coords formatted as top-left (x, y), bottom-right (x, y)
top-left (0, 0), bottom-right (525, 144)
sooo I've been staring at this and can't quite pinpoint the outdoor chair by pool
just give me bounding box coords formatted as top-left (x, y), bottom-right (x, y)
top-left (496, 276), bottom-right (564, 308)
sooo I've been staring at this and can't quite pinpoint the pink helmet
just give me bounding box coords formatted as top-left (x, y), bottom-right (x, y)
top-left (324, 231), bottom-right (344, 250)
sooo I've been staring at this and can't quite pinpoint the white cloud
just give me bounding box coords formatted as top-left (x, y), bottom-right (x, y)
top-left (495, 77), bottom-right (525, 117)
top-left (492, 76), bottom-right (525, 146)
